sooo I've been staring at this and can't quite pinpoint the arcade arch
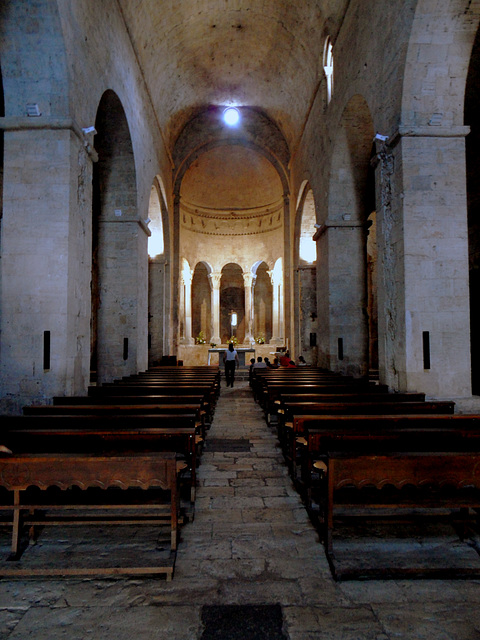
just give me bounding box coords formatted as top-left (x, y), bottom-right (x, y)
top-left (295, 184), bottom-right (318, 364)
top-left (148, 177), bottom-right (171, 366)
top-left (466, 23), bottom-right (480, 393)
top-left (317, 94), bottom-right (374, 377)
top-left (91, 90), bottom-right (143, 383)
top-left (176, 137), bottom-right (286, 358)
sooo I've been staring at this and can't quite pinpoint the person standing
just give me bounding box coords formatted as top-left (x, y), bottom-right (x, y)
top-left (223, 342), bottom-right (239, 387)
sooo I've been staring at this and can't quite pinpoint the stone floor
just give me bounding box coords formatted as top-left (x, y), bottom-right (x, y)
top-left (2, 381), bottom-right (480, 639)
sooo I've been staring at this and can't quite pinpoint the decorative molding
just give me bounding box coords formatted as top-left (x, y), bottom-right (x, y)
top-left (0, 116), bottom-right (99, 162)
top-left (386, 125), bottom-right (471, 150)
top-left (313, 219), bottom-right (364, 240)
top-left (180, 199), bottom-right (284, 236)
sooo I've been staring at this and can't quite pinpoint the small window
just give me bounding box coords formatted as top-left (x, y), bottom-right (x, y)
top-left (324, 37), bottom-right (334, 104)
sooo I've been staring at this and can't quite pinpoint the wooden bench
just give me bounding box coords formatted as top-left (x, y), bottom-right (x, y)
top-left (88, 384), bottom-right (218, 411)
top-left (280, 400), bottom-right (455, 472)
top-left (23, 403), bottom-right (206, 439)
top-left (323, 447), bottom-right (480, 580)
top-left (2, 414), bottom-right (200, 503)
top-left (296, 413), bottom-right (480, 506)
top-left (259, 382), bottom-right (388, 422)
top-left (0, 451), bottom-right (179, 578)
top-left (53, 394), bottom-right (213, 424)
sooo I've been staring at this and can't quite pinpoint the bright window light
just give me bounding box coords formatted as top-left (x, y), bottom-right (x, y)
top-left (299, 237), bottom-right (317, 264)
top-left (223, 107), bottom-right (240, 126)
top-left (148, 231), bottom-right (164, 258)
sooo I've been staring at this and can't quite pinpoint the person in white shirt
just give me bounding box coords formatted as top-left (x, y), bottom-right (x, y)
top-left (223, 343), bottom-right (239, 387)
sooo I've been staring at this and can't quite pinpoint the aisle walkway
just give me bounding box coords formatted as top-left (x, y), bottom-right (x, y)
top-left (2, 381), bottom-right (480, 639)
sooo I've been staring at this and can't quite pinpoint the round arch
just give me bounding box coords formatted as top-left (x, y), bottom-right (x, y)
top-left (91, 89), bottom-right (139, 383)
top-left (220, 263), bottom-right (245, 344)
top-left (402, 1), bottom-right (480, 128)
top-left (319, 94), bottom-right (374, 377)
top-left (192, 261), bottom-right (213, 343)
top-left (148, 175), bottom-right (172, 365)
top-left (294, 184), bottom-right (318, 364)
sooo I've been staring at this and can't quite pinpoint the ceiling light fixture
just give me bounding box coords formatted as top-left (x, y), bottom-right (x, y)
top-left (223, 107), bottom-right (240, 126)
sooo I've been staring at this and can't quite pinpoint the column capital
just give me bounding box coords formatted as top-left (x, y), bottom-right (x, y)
top-left (208, 272), bottom-right (222, 289)
top-left (243, 272), bottom-right (255, 288)
top-left (181, 271), bottom-right (193, 287)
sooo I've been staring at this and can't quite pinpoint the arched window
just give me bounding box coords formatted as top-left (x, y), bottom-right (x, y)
top-left (324, 37), bottom-right (334, 104)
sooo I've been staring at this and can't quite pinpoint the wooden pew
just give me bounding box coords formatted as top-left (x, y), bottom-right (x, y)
top-left (2, 414), bottom-right (199, 503)
top-left (0, 451), bottom-right (179, 578)
top-left (296, 413), bottom-right (480, 505)
top-left (23, 404), bottom-right (206, 439)
top-left (286, 413), bottom-right (480, 578)
top-left (52, 394), bottom-right (213, 424)
top-left (284, 402), bottom-right (455, 477)
top-left (323, 447), bottom-right (480, 580)
top-left (87, 385), bottom-right (218, 422)
top-left (279, 400), bottom-right (455, 471)
top-left (259, 382), bottom-right (389, 423)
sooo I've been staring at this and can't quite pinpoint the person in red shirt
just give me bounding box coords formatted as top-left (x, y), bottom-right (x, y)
top-left (279, 351), bottom-right (290, 367)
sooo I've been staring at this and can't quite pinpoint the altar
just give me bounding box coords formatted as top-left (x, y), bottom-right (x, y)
top-left (207, 347), bottom-right (255, 367)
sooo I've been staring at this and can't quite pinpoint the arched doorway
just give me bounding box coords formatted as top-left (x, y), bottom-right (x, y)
top-left (220, 263), bottom-right (245, 344)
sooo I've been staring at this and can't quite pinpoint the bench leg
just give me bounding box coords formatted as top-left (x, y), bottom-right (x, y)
top-left (326, 463), bottom-right (334, 556)
top-left (11, 490), bottom-right (21, 556)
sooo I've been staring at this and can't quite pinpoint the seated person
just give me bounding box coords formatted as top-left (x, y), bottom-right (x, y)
top-left (248, 357), bottom-right (256, 385)
top-left (253, 356), bottom-right (267, 369)
top-left (297, 356), bottom-right (308, 367)
top-left (279, 351), bottom-right (291, 367)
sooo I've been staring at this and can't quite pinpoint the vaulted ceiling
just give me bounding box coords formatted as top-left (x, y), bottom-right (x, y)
top-left (117, 0), bottom-right (350, 154)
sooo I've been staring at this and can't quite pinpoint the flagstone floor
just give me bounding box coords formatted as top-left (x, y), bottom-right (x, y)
top-left (2, 380), bottom-right (480, 639)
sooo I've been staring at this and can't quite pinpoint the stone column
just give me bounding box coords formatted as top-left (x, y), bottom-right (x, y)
top-left (375, 127), bottom-right (471, 397)
top-left (181, 269), bottom-right (194, 346)
top-left (282, 195), bottom-right (292, 349)
top-left (314, 220), bottom-right (368, 378)
top-left (243, 272), bottom-right (255, 344)
top-left (208, 272), bottom-right (222, 344)
top-left (172, 193), bottom-right (181, 353)
top-left (269, 270), bottom-right (282, 345)
top-left (96, 217), bottom-right (150, 384)
top-left (148, 255), bottom-right (167, 366)
top-left (0, 122), bottom-right (94, 411)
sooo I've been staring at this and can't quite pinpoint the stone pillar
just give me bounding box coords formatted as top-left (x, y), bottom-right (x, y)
top-left (375, 127), bottom-right (471, 397)
top-left (243, 272), bottom-right (255, 344)
top-left (181, 269), bottom-right (194, 346)
top-left (96, 217), bottom-right (150, 383)
top-left (314, 220), bottom-right (368, 378)
top-left (172, 193), bottom-right (181, 353)
top-left (282, 195), bottom-right (292, 349)
top-left (269, 270), bottom-right (283, 345)
top-left (297, 264), bottom-right (317, 362)
top-left (0, 122), bottom-right (94, 412)
top-left (209, 272), bottom-right (222, 344)
top-left (148, 255), bottom-right (168, 366)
